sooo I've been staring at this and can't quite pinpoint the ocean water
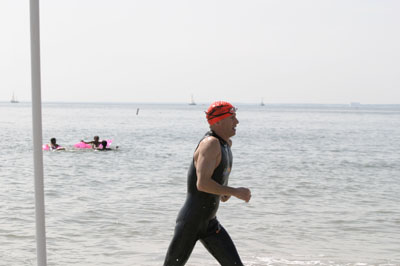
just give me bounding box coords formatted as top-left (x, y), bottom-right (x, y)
top-left (1, 102), bottom-right (399, 266)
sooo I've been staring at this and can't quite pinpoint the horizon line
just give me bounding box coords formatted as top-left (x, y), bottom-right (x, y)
top-left (1, 100), bottom-right (400, 106)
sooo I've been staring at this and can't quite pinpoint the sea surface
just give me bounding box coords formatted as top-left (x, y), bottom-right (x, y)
top-left (1, 102), bottom-right (399, 266)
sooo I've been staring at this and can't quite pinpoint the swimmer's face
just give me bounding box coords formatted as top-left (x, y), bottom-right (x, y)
top-left (218, 113), bottom-right (239, 137)
top-left (94, 136), bottom-right (99, 142)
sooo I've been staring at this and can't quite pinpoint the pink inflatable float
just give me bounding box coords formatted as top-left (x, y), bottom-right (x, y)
top-left (74, 140), bottom-right (112, 149)
top-left (42, 144), bottom-right (64, 151)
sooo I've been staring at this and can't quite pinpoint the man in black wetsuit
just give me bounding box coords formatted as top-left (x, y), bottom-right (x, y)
top-left (164, 101), bottom-right (252, 266)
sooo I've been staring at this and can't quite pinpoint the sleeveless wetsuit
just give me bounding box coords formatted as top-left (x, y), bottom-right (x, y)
top-left (164, 131), bottom-right (243, 266)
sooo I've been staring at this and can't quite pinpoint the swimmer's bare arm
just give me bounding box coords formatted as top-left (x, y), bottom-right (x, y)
top-left (221, 195), bottom-right (231, 202)
top-left (195, 137), bottom-right (251, 202)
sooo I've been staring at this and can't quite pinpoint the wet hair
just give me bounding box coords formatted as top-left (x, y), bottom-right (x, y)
top-left (94, 136), bottom-right (100, 141)
top-left (101, 140), bottom-right (107, 149)
top-left (50, 138), bottom-right (56, 144)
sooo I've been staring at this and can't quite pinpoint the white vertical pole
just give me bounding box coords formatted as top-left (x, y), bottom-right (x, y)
top-left (29, 0), bottom-right (47, 265)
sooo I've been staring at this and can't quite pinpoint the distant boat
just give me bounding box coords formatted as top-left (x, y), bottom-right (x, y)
top-left (10, 92), bottom-right (19, 103)
top-left (260, 98), bottom-right (265, 106)
top-left (189, 94), bottom-right (196, 105)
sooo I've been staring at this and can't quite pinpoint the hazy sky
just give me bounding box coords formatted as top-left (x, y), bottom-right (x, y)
top-left (1, 0), bottom-right (399, 104)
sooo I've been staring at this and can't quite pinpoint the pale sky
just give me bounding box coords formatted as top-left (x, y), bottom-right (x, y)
top-left (1, 0), bottom-right (399, 104)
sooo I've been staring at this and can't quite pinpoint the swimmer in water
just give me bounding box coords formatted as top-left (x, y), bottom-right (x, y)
top-left (49, 138), bottom-right (65, 150)
top-left (96, 140), bottom-right (111, 151)
top-left (163, 101), bottom-right (252, 266)
top-left (95, 140), bottom-right (119, 151)
top-left (81, 136), bottom-right (101, 148)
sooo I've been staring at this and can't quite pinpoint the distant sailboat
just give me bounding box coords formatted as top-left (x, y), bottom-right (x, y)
top-left (260, 98), bottom-right (265, 106)
top-left (11, 92), bottom-right (19, 103)
top-left (189, 94), bottom-right (196, 105)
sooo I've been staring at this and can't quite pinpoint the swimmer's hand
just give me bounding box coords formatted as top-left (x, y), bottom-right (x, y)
top-left (233, 187), bottom-right (252, 202)
top-left (221, 195), bottom-right (231, 202)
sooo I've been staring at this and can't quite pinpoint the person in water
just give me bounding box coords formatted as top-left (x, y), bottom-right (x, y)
top-left (49, 138), bottom-right (65, 150)
top-left (163, 101), bottom-right (252, 266)
top-left (81, 136), bottom-right (101, 148)
top-left (96, 140), bottom-right (111, 151)
top-left (94, 140), bottom-right (119, 151)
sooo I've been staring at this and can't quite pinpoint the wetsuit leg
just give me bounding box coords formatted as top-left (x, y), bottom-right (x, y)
top-left (199, 218), bottom-right (244, 266)
top-left (163, 221), bottom-right (199, 266)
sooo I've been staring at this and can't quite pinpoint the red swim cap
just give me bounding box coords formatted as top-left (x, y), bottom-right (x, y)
top-left (205, 101), bottom-right (236, 125)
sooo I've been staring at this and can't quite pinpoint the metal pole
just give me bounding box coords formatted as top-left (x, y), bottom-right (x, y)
top-left (29, 0), bottom-right (47, 265)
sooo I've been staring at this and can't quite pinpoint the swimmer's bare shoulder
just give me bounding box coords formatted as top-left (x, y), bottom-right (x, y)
top-left (194, 136), bottom-right (221, 167)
